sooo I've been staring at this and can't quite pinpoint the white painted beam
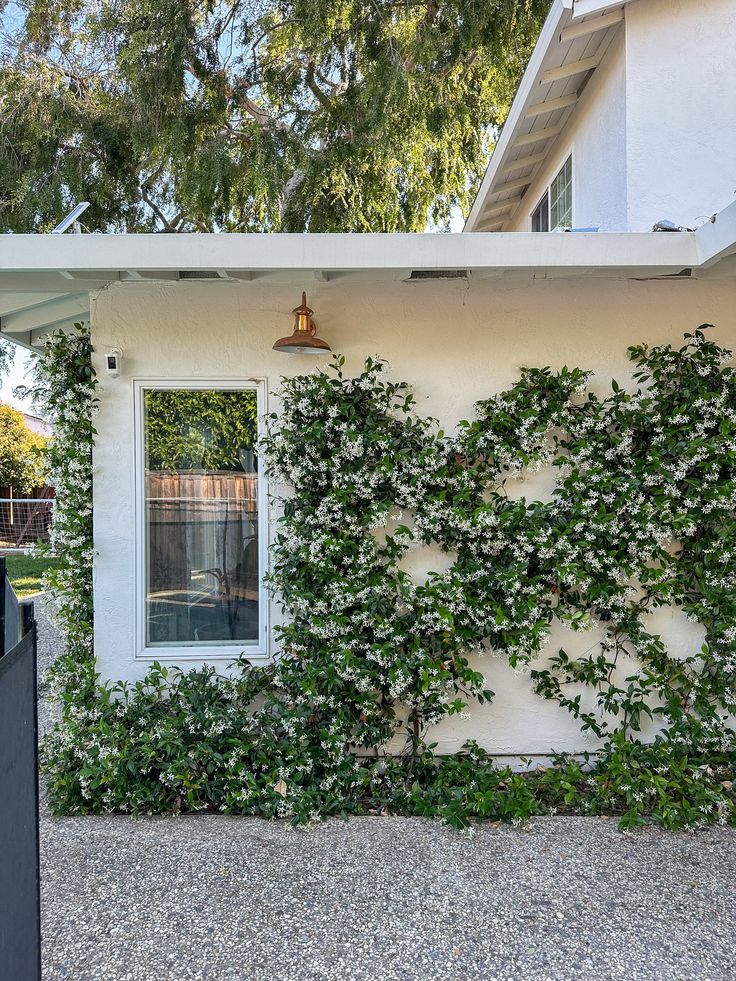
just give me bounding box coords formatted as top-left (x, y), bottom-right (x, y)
top-left (525, 93), bottom-right (579, 118)
top-left (59, 270), bottom-right (122, 282)
top-left (480, 198), bottom-right (523, 217)
top-left (0, 292), bottom-right (67, 317)
top-left (540, 56), bottom-right (599, 85)
top-left (513, 124), bottom-right (564, 148)
top-left (559, 9), bottom-right (622, 43)
top-left (0, 293), bottom-right (90, 334)
top-left (0, 329), bottom-right (34, 352)
top-left (487, 177), bottom-right (535, 196)
top-left (30, 317), bottom-right (89, 343)
top-left (502, 152), bottom-right (547, 175)
top-left (0, 273), bottom-right (111, 292)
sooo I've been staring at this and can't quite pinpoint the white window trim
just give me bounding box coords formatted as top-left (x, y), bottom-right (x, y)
top-left (133, 377), bottom-right (270, 662)
top-left (529, 151), bottom-right (574, 232)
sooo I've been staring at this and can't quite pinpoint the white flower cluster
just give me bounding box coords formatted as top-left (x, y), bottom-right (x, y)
top-left (261, 334), bottom-right (736, 764)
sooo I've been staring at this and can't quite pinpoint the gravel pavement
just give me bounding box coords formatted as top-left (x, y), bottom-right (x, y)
top-left (36, 608), bottom-right (736, 981)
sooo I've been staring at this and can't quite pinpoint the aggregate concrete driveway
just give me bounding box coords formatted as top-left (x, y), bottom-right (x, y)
top-left (37, 611), bottom-right (736, 981)
top-left (41, 811), bottom-right (736, 980)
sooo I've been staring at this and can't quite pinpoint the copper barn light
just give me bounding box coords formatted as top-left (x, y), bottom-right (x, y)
top-left (273, 292), bottom-right (332, 354)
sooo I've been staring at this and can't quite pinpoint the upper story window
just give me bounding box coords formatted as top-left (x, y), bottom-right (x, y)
top-left (531, 191), bottom-right (549, 232)
top-left (531, 155), bottom-right (572, 231)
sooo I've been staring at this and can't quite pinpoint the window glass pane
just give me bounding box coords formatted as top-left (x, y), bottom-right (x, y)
top-left (531, 191), bottom-right (549, 232)
top-left (550, 155), bottom-right (572, 230)
top-left (143, 389), bottom-right (260, 647)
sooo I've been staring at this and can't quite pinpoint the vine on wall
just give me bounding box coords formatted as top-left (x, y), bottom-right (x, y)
top-left (41, 325), bottom-right (735, 828)
top-left (29, 326), bottom-right (97, 700)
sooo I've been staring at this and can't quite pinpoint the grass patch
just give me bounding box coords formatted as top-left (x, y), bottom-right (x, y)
top-left (4, 553), bottom-right (59, 597)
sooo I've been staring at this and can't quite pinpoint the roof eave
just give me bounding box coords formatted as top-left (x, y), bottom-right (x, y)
top-left (3, 226), bottom-right (728, 349)
top-left (464, 0), bottom-right (572, 232)
top-left (464, 0), bottom-right (638, 233)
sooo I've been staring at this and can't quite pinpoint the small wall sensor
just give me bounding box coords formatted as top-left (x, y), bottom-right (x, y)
top-left (105, 349), bottom-right (122, 377)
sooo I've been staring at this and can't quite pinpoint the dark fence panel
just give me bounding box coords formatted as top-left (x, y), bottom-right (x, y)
top-left (0, 559), bottom-right (41, 981)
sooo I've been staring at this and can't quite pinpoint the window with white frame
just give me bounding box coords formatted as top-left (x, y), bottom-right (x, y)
top-left (139, 383), bottom-right (266, 653)
top-left (531, 191), bottom-right (549, 232)
top-left (531, 155), bottom-right (572, 231)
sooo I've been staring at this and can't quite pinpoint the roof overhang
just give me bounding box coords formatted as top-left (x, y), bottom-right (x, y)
top-left (465, 0), bottom-right (637, 232)
top-left (1, 210), bottom-right (735, 350)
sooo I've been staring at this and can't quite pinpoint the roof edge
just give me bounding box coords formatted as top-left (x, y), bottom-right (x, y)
top-left (464, 0), bottom-right (637, 233)
top-left (464, 0), bottom-right (571, 232)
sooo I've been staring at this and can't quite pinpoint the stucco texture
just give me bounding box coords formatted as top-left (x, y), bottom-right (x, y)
top-left (505, 0), bottom-right (736, 235)
top-left (507, 22), bottom-right (628, 233)
top-left (624, 0), bottom-right (736, 232)
top-left (91, 272), bottom-right (736, 755)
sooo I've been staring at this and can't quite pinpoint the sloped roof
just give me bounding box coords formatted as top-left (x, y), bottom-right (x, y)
top-left (465, 0), bottom-right (636, 232)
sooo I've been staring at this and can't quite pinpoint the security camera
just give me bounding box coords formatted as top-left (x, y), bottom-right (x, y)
top-left (105, 349), bottom-right (122, 377)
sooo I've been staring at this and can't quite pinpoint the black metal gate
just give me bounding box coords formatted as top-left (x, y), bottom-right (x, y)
top-left (0, 556), bottom-right (41, 981)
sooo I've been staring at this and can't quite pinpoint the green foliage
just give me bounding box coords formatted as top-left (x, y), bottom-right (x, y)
top-left (144, 389), bottom-right (258, 471)
top-left (0, 401), bottom-right (47, 491)
top-left (41, 325), bottom-right (736, 830)
top-left (0, 0), bottom-right (547, 232)
top-left (26, 324), bottom-right (97, 699)
top-left (0, 339), bottom-right (15, 379)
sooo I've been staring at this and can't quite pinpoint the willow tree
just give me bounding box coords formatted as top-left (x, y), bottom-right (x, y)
top-left (0, 0), bottom-right (547, 233)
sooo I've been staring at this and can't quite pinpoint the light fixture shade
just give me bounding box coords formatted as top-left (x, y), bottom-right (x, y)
top-left (273, 292), bottom-right (331, 354)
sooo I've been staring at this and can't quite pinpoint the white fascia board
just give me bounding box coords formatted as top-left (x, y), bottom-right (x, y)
top-left (463, 0), bottom-right (572, 232)
top-left (695, 199), bottom-right (736, 268)
top-left (0, 231), bottom-right (699, 276)
top-left (570, 0), bottom-right (634, 21)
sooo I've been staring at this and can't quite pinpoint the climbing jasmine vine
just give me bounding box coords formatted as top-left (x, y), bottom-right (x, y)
top-left (40, 325), bottom-right (735, 829)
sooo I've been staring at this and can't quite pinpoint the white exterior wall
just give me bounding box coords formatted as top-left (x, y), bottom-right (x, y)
top-left (506, 26), bottom-right (627, 232)
top-left (624, 0), bottom-right (736, 231)
top-left (501, 0), bottom-right (736, 235)
top-left (92, 274), bottom-right (736, 756)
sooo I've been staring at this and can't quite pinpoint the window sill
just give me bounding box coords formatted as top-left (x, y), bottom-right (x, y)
top-left (136, 644), bottom-right (270, 662)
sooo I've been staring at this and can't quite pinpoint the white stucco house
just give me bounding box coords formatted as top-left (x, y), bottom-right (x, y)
top-left (1, 0), bottom-right (735, 758)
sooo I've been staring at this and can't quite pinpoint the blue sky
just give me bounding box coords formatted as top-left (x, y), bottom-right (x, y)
top-left (1, 348), bottom-right (36, 413)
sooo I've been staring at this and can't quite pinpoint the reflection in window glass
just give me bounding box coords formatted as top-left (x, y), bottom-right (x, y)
top-left (531, 191), bottom-right (549, 232)
top-left (143, 389), bottom-right (260, 647)
top-left (550, 155), bottom-right (573, 230)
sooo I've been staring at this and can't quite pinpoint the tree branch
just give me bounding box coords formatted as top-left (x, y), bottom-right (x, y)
top-left (142, 191), bottom-right (179, 232)
top-left (305, 63), bottom-right (332, 112)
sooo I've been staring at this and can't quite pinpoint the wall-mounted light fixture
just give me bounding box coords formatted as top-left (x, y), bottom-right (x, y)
top-left (273, 292), bottom-right (331, 354)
